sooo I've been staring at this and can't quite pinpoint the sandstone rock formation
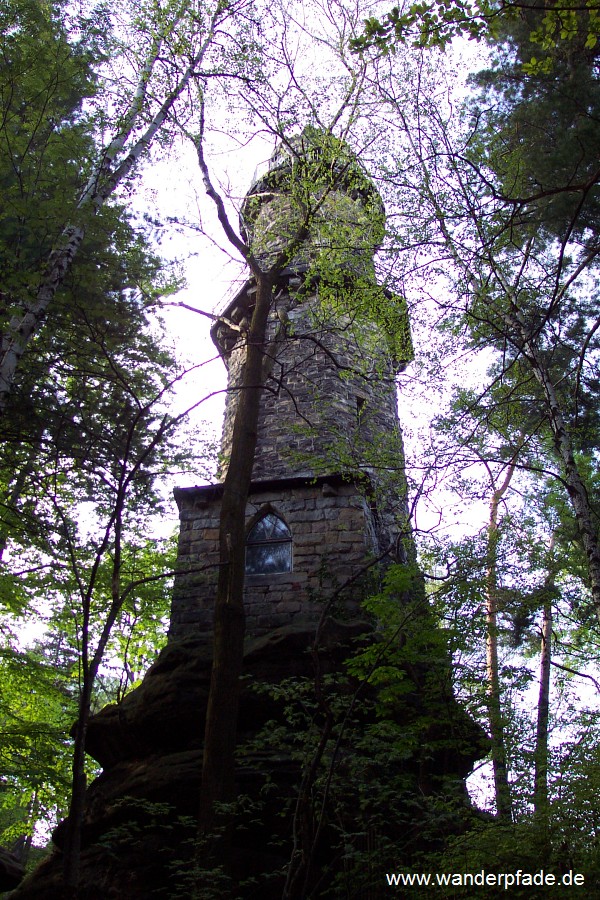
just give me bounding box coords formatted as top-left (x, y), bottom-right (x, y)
top-left (10, 618), bottom-right (485, 899)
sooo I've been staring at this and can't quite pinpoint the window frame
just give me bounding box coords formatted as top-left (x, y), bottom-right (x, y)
top-left (245, 510), bottom-right (293, 576)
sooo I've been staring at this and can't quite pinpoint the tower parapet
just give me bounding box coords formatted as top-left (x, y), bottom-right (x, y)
top-left (239, 129), bottom-right (385, 276)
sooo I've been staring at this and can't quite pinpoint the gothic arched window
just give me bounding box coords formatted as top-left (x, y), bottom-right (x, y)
top-left (245, 512), bottom-right (292, 575)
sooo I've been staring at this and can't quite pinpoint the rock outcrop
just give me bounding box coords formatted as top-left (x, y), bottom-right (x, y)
top-left (0, 847), bottom-right (24, 892)
top-left (10, 618), bottom-right (485, 899)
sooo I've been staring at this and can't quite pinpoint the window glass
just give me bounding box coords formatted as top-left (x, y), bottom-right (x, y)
top-left (245, 513), bottom-right (292, 575)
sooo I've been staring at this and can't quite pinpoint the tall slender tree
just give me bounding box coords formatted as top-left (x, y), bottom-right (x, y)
top-left (183, 0), bottom-right (409, 855)
top-left (372, 51), bottom-right (600, 621)
top-left (0, 0), bottom-right (262, 410)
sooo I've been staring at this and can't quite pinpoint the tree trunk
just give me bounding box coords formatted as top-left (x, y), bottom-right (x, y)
top-left (478, 279), bottom-right (600, 624)
top-left (0, 445), bottom-right (38, 562)
top-left (62, 676), bottom-right (93, 898)
top-left (534, 537), bottom-right (555, 818)
top-left (198, 273), bottom-right (275, 832)
top-left (527, 344), bottom-right (600, 622)
top-left (0, 226), bottom-right (86, 412)
top-left (60, 478), bottom-right (127, 894)
top-left (0, 9), bottom-right (222, 413)
top-left (485, 462), bottom-right (516, 821)
top-left (414, 125), bottom-right (600, 625)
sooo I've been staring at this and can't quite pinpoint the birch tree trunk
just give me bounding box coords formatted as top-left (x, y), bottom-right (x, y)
top-left (0, 6), bottom-right (226, 412)
top-left (534, 536), bottom-right (555, 818)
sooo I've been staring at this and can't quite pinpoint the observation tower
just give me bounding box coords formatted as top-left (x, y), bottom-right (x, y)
top-left (170, 131), bottom-right (413, 638)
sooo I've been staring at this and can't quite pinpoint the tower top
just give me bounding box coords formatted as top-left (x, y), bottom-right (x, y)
top-left (211, 130), bottom-right (411, 370)
top-left (239, 128), bottom-right (385, 276)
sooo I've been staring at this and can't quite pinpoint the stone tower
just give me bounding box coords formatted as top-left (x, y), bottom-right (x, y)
top-left (171, 131), bottom-right (413, 639)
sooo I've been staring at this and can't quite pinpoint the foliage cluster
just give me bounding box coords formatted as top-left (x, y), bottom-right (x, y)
top-left (353, 0), bottom-right (600, 54)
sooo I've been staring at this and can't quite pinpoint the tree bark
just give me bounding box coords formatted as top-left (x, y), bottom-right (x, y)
top-left (496, 296), bottom-right (600, 622)
top-left (0, 225), bottom-right (86, 410)
top-left (405, 102), bottom-right (600, 626)
top-left (198, 273), bottom-right (275, 831)
top-left (62, 677), bottom-right (92, 898)
top-left (525, 342), bottom-right (600, 622)
top-left (534, 537), bottom-right (555, 818)
top-left (485, 459), bottom-right (517, 821)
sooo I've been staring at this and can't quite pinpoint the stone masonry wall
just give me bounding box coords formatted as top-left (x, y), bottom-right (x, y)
top-left (170, 477), bottom-right (383, 640)
top-left (218, 283), bottom-right (404, 485)
top-left (174, 278), bottom-right (412, 642)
